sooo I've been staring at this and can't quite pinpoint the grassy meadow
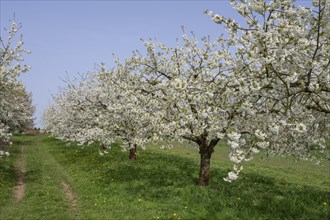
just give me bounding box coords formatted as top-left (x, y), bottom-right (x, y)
top-left (0, 134), bottom-right (329, 219)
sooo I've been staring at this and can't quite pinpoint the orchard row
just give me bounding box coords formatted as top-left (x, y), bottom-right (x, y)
top-left (0, 20), bottom-right (35, 157)
top-left (1, 1), bottom-right (328, 186)
top-left (42, 0), bottom-right (329, 185)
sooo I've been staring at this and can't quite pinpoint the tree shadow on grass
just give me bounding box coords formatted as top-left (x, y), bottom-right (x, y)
top-left (101, 151), bottom-right (198, 186)
top-left (0, 158), bottom-right (18, 185)
top-left (96, 151), bottom-right (330, 220)
top-left (0, 156), bottom-right (18, 208)
top-left (12, 140), bottom-right (34, 146)
top-left (50, 138), bottom-right (329, 219)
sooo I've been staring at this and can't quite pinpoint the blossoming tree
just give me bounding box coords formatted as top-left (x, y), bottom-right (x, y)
top-left (0, 20), bottom-right (34, 157)
top-left (205, 0), bottom-right (329, 181)
top-left (42, 62), bottom-right (158, 160)
top-left (125, 34), bottom-right (273, 186)
top-left (43, 0), bottom-right (329, 185)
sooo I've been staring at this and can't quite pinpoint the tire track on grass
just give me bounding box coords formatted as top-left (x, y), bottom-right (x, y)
top-left (61, 181), bottom-right (78, 212)
top-left (36, 136), bottom-right (80, 215)
top-left (13, 146), bottom-right (25, 202)
top-left (15, 136), bottom-right (80, 216)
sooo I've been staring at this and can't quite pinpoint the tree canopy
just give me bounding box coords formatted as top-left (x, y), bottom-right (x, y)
top-left (0, 20), bottom-right (35, 156)
top-left (42, 0), bottom-right (329, 185)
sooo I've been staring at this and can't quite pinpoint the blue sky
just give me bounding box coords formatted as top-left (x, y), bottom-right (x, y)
top-left (0, 0), bottom-right (311, 127)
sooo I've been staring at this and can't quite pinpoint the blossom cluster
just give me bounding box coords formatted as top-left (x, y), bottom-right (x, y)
top-left (0, 150), bottom-right (10, 158)
top-left (0, 20), bottom-right (35, 157)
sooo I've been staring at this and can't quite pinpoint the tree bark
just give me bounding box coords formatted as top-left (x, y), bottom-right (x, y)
top-left (199, 149), bottom-right (213, 186)
top-left (129, 143), bottom-right (137, 160)
top-left (198, 138), bottom-right (218, 186)
top-left (100, 144), bottom-right (107, 150)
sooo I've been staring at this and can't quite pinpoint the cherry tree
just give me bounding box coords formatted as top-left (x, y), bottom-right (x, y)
top-left (92, 63), bottom-right (160, 160)
top-left (42, 63), bottom-right (158, 160)
top-left (124, 34), bottom-right (267, 186)
top-left (205, 0), bottom-right (329, 181)
top-left (124, 0), bottom-right (329, 184)
top-left (1, 20), bottom-right (34, 156)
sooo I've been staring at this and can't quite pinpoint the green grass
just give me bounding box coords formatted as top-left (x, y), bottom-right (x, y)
top-left (1, 134), bottom-right (329, 219)
top-left (0, 135), bottom-right (79, 219)
top-left (0, 144), bottom-right (18, 212)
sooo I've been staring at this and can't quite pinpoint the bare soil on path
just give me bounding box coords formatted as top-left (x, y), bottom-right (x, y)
top-left (13, 146), bottom-right (25, 202)
top-left (11, 144), bottom-right (78, 210)
top-left (61, 181), bottom-right (77, 212)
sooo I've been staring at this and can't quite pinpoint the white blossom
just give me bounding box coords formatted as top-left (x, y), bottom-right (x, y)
top-left (255, 129), bottom-right (267, 140)
top-left (224, 171), bottom-right (238, 182)
top-left (1, 20), bottom-right (34, 153)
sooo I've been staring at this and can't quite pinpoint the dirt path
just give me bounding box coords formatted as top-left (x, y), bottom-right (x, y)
top-left (61, 181), bottom-right (77, 211)
top-left (13, 146), bottom-right (25, 202)
top-left (1, 136), bottom-right (83, 219)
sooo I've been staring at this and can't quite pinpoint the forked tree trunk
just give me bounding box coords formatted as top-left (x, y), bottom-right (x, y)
top-left (100, 144), bottom-right (107, 150)
top-left (198, 139), bottom-right (218, 186)
top-left (129, 143), bottom-right (137, 160)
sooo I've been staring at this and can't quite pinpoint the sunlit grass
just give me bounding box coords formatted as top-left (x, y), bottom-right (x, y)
top-left (0, 135), bottom-right (78, 219)
top-left (0, 134), bottom-right (329, 219)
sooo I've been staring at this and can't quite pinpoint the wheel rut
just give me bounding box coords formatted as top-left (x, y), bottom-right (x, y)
top-left (61, 181), bottom-right (77, 212)
top-left (13, 146), bottom-right (25, 202)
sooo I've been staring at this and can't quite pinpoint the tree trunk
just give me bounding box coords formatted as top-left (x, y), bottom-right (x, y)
top-left (198, 148), bottom-right (213, 186)
top-left (129, 143), bottom-right (137, 160)
top-left (198, 138), bottom-right (218, 186)
top-left (100, 144), bottom-right (107, 150)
